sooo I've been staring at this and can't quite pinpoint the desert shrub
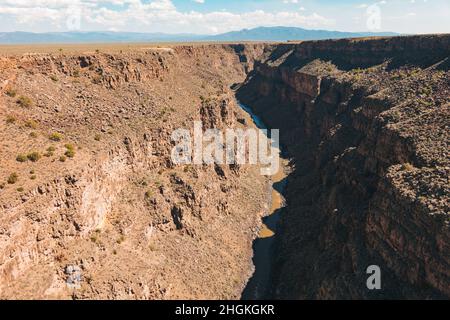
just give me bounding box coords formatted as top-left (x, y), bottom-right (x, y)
top-left (16, 96), bottom-right (32, 108)
top-left (5, 115), bottom-right (16, 124)
top-left (73, 69), bottom-right (80, 77)
top-left (94, 134), bottom-right (101, 141)
top-left (25, 119), bottom-right (38, 129)
top-left (65, 149), bottom-right (75, 158)
top-left (0, 183), bottom-right (4, 189)
top-left (49, 132), bottom-right (62, 141)
top-left (30, 175), bottom-right (37, 180)
top-left (16, 154), bottom-right (28, 162)
top-left (116, 235), bottom-right (125, 244)
top-left (401, 163), bottom-right (415, 171)
top-left (50, 75), bottom-right (58, 82)
top-left (16, 187), bottom-right (24, 192)
top-left (45, 146), bottom-right (56, 157)
top-left (5, 88), bottom-right (17, 97)
top-left (144, 190), bottom-right (153, 199)
top-left (92, 75), bottom-right (102, 84)
top-left (64, 144), bottom-right (75, 158)
top-left (7, 173), bottom-right (18, 184)
top-left (29, 132), bottom-right (38, 138)
top-left (59, 155), bottom-right (67, 162)
top-left (27, 151), bottom-right (41, 162)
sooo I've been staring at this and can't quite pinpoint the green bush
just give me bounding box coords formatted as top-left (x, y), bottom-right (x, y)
top-left (49, 132), bottom-right (62, 141)
top-left (64, 144), bottom-right (75, 158)
top-left (27, 151), bottom-right (41, 162)
top-left (65, 149), bottom-right (75, 158)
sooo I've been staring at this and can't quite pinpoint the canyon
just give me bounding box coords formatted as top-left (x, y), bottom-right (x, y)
top-left (0, 35), bottom-right (448, 299)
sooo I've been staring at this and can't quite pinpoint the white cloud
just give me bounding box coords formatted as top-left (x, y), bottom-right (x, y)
top-left (0, 0), bottom-right (334, 33)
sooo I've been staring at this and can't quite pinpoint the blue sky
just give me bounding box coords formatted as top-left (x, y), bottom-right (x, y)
top-left (0, 0), bottom-right (448, 34)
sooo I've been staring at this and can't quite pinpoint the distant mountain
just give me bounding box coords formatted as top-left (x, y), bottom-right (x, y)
top-left (205, 26), bottom-right (398, 41)
top-left (0, 27), bottom-right (399, 44)
top-left (0, 31), bottom-right (202, 44)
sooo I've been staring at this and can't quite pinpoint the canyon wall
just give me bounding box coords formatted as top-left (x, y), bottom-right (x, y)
top-left (237, 35), bottom-right (449, 299)
top-left (0, 44), bottom-right (271, 299)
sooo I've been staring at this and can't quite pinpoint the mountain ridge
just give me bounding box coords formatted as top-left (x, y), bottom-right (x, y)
top-left (0, 26), bottom-right (399, 44)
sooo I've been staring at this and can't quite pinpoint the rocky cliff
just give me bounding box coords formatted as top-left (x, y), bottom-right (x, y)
top-left (0, 44), bottom-right (271, 299)
top-left (237, 35), bottom-right (449, 299)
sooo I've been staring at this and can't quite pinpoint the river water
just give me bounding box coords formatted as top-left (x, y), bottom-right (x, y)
top-left (238, 101), bottom-right (288, 300)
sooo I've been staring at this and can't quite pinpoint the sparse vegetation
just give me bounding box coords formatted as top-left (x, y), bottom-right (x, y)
top-left (94, 134), bottom-right (101, 141)
top-left (49, 132), bottom-right (62, 141)
top-left (7, 173), bottom-right (18, 184)
top-left (16, 154), bottom-right (28, 162)
top-left (116, 235), bottom-right (125, 244)
top-left (73, 69), bottom-right (80, 77)
top-left (401, 163), bottom-right (415, 171)
top-left (0, 183), bottom-right (4, 189)
top-left (5, 88), bottom-right (17, 97)
top-left (30, 175), bottom-right (37, 180)
top-left (16, 187), bottom-right (24, 193)
top-left (25, 119), bottom-right (38, 129)
top-left (27, 151), bottom-right (41, 162)
top-left (59, 155), bottom-right (67, 162)
top-left (64, 144), bottom-right (76, 158)
top-left (6, 115), bottom-right (16, 124)
top-left (50, 75), bottom-right (59, 82)
top-left (16, 95), bottom-right (32, 108)
top-left (145, 190), bottom-right (153, 199)
top-left (29, 132), bottom-right (38, 138)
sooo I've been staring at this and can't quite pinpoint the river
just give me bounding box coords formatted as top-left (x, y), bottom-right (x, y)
top-left (238, 101), bottom-right (288, 300)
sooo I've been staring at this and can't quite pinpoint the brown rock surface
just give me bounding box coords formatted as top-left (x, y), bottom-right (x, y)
top-left (0, 44), bottom-right (269, 299)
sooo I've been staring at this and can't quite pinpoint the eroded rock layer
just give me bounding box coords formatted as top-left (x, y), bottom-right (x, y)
top-left (238, 35), bottom-right (449, 299)
top-left (0, 44), bottom-right (271, 299)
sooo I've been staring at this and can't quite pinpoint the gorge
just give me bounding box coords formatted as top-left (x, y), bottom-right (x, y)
top-left (0, 35), bottom-right (448, 299)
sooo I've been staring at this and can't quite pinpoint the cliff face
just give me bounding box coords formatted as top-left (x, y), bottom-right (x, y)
top-left (0, 44), bottom-right (270, 299)
top-left (237, 35), bottom-right (449, 299)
